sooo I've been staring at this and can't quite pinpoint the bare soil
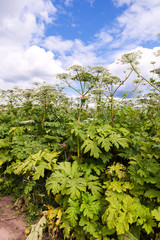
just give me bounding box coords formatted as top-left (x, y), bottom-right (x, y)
top-left (0, 196), bottom-right (26, 240)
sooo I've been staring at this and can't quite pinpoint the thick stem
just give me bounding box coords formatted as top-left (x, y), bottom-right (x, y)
top-left (110, 94), bottom-right (114, 127)
top-left (78, 98), bottom-right (83, 124)
top-left (110, 82), bottom-right (114, 127)
top-left (77, 135), bottom-right (80, 158)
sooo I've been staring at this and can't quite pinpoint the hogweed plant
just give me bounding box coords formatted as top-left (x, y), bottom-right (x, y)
top-left (0, 58), bottom-right (160, 240)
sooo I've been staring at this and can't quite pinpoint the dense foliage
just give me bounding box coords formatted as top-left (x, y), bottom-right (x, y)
top-left (0, 52), bottom-right (160, 240)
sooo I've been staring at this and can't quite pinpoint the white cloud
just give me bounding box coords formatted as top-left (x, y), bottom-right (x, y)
top-left (42, 37), bottom-right (100, 67)
top-left (112, 0), bottom-right (160, 46)
top-left (117, 1), bottom-right (160, 43)
top-left (42, 36), bottom-right (74, 53)
top-left (0, 0), bottom-right (57, 48)
top-left (64, 0), bottom-right (73, 6)
top-left (95, 0), bottom-right (160, 51)
top-left (64, 0), bottom-right (95, 7)
top-left (1, 12), bottom-right (39, 47)
top-left (0, 0), bottom-right (60, 89)
top-left (95, 31), bottom-right (113, 45)
top-left (0, 0), bottom-right (57, 22)
top-left (113, 0), bottom-right (134, 7)
top-left (0, 45), bottom-right (63, 88)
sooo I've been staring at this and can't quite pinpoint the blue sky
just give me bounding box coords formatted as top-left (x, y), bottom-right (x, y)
top-left (46, 0), bottom-right (118, 41)
top-left (0, 0), bottom-right (160, 94)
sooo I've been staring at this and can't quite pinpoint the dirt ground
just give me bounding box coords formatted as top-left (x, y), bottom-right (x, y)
top-left (0, 196), bottom-right (26, 240)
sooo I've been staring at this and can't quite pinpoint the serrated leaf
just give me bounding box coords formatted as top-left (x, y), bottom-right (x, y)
top-left (97, 136), bottom-right (112, 152)
top-left (79, 216), bottom-right (99, 238)
top-left (60, 219), bottom-right (71, 239)
top-left (118, 128), bottom-right (130, 136)
top-left (107, 180), bottom-right (132, 193)
top-left (116, 212), bottom-right (129, 234)
top-left (108, 163), bottom-right (126, 179)
top-left (102, 226), bottom-right (115, 236)
top-left (81, 139), bottom-right (101, 158)
top-left (47, 206), bottom-right (59, 220)
top-left (80, 193), bottom-right (101, 219)
top-left (142, 219), bottom-right (156, 234)
top-left (33, 162), bottom-right (49, 180)
top-left (109, 134), bottom-right (129, 149)
top-left (65, 200), bottom-right (80, 226)
top-left (85, 175), bottom-right (102, 198)
top-left (66, 177), bottom-right (86, 199)
top-left (145, 189), bottom-right (160, 202)
top-left (104, 207), bottom-right (119, 229)
top-left (100, 152), bottom-right (113, 163)
top-left (152, 207), bottom-right (160, 221)
top-left (46, 161), bottom-right (86, 199)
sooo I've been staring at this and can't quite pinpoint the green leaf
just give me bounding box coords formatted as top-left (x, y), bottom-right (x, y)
top-left (122, 195), bottom-right (135, 215)
top-left (142, 219), bottom-right (156, 234)
top-left (79, 216), bottom-right (99, 238)
top-left (97, 136), bottom-right (112, 152)
top-left (0, 138), bottom-right (10, 148)
top-left (117, 128), bottom-right (130, 136)
top-left (107, 180), bottom-right (132, 193)
top-left (80, 193), bottom-right (101, 219)
top-left (152, 207), bottom-right (160, 221)
top-left (60, 219), bottom-right (71, 239)
top-left (100, 152), bottom-right (113, 163)
top-left (46, 161), bottom-right (86, 199)
top-left (116, 212), bottom-right (129, 234)
top-left (65, 200), bottom-right (80, 226)
top-left (108, 163), bottom-right (126, 179)
top-left (85, 175), bottom-right (102, 198)
top-left (105, 207), bottom-right (119, 230)
top-left (66, 177), bottom-right (86, 199)
top-left (108, 134), bottom-right (129, 149)
top-left (145, 189), bottom-right (160, 202)
top-left (102, 226), bottom-right (115, 236)
top-left (33, 162), bottom-right (49, 180)
top-left (81, 139), bottom-right (101, 158)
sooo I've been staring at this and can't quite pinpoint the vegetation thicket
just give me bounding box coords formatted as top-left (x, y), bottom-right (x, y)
top-left (0, 51), bottom-right (160, 240)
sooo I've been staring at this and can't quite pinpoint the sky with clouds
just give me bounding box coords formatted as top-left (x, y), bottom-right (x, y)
top-left (0, 0), bottom-right (160, 94)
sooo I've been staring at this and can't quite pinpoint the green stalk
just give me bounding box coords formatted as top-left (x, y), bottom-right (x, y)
top-left (110, 83), bottom-right (114, 127)
top-left (130, 62), bottom-right (160, 92)
top-left (77, 135), bottom-right (80, 158)
top-left (42, 102), bottom-right (47, 129)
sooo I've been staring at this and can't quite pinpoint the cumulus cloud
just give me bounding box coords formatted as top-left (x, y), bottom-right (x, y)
top-left (108, 0), bottom-right (160, 48)
top-left (42, 36), bottom-right (74, 53)
top-left (117, 1), bottom-right (160, 44)
top-left (95, 31), bottom-right (113, 45)
top-left (0, 45), bottom-right (63, 88)
top-left (0, 0), bottom-right (56, 47)
top-left (0, 0), bottom-right (63, 89)
top-left (42, 37), bottom-right (100, 67)
top-left (0, 0), bottom-right (160, 92)
top-left (93, 0), bottom-right (160, 53)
